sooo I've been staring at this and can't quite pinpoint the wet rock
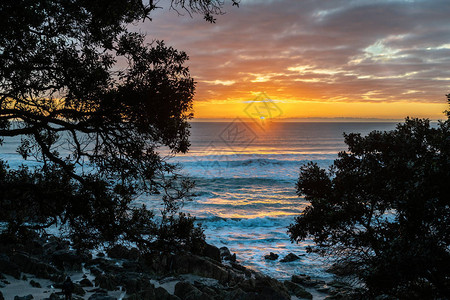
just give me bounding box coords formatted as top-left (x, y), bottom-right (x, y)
top-left (175, 281), bottom-right (212, 300)
top-left (202, 243), bottom-right (221, 262)
top-left (79, 278), bottom-right (94, 287)
top-left (291, 274), bottom-right (310, 284)
top-left (88, 290), bottom-right (117, 300)
top-left (280, 253), bottom-right (300, 262)
top-left (106, 245), bottom-right (140, 260)
top-left (239, 276), bottom-right (291, 300)
top-left (74, 283), bottom-right (86, 296)
top-left (51, 250), bottom-right (85, 271)
top-left (219, 247), bottom-right (236, 262)
top-left (11, 253), bottom-right (61, 279)
top-left (0, 254), bottom-right (21, 279)
top-left (95, 274), bottom-right (119, 291)
top-left (14, 295), bottom-right (34, 300)
top-left (121, 272), bottom-right (153, 294)
top-left (264, 252), bottom-right (279, 260)
top-left (284, 280), bottom-right (313, 299)
top-left (30, 280), bottom-right (41, 288)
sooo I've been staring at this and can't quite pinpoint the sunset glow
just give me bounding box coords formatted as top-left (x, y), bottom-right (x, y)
top-left (143, 0), bottom-right (450, 120)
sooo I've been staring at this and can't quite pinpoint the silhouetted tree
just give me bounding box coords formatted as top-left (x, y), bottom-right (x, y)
top-left (0, 0), bottom-right (237, 250)
top-left (289, 112), bottom-right (450, 298)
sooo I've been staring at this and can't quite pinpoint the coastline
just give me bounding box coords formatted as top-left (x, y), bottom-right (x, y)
top-left (0, 234), bottom-right (355, 300)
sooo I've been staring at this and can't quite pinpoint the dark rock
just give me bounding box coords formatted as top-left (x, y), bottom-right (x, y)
top-left (155, 287), bottom-right (181, 300)
top-left (106, 245), bottom-right (140, 260)
top-left (202, 244), bottom-right (221, 262)
top-left (95, 274), bottom-right (119, 291)
top-left (0, 290), bottom-right (4, 300)
top-left (30, 280), bottom-right (41, 288)
top-left (280, 253), bottom-right (300, 262)
top-left (264, 252), bottom-right (279, 260)
top-left (22, 275), bottom-right (28, 280)
top-left (11, 253), bottom-right (61, 279)
top-left (125, 288), bottom-right (155, 300)
top-left (89, 266), bottom-right (103, 277)
top-left (79, 278), bottom-right (93, 287)
top-left (0, 254), bottom-right (21, 279)
top-left (121, 272), bottom-right (153, 294)
top-left (291, 274), bottom-right (310, 284)
top-left (51, 250), bottom-right (84, 271)
top-left (97, 252), bottom-right (105, 257)
top-left (230, 262), bottom-right (252, 278)
top-left (14, 295), bottom-right (34, 300)
top-left (74, 283), bottom-right (86, 296)
top-left (174, 281), bottom-right (212, 300)
top-left (219, 247), bottom-right (236, 261)
top-left (43, 293), bottom-right (61, 300)
top-left (284, 281), bottom-right (313, 299)
top-left (239, 276), bottom-right (290, 300)
top-left (0, 273), bottom-right (5, 279)
top-left (88, 290), bottom-right (117, 300)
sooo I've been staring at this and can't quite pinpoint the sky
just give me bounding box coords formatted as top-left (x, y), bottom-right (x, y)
top-left (139, 0), bottom-right (450, 120)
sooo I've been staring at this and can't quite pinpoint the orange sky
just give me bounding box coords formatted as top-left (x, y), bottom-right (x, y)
top-left (140, 0), bottom-right (450, 120)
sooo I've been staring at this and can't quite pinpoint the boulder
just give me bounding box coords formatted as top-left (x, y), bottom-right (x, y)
top-left (11, 253), bottom-right (61, 279)
top-left (106, 245), bottom-right (140, 260)
top-left (121, 272), bottom-right (153, 294)
top-left (284, 281), bottom-right (313, 299)
top-left (14, 295), bottom-right (34, 300)
top-left (264, 252), bottom-right (279, 260)
top-left (202, 244), bottom-right (221, 262)
top-left (239, 276), bottom-right (290, 300)
top-left (29, 280), bottom-right (41, 288)
top-left (88, 290), bottom-right (117, 300)
top-left (95, 274), bottom-right (119, 291)
top-left (0, 254), bottom-right (21, 279)
top-left (174, 281), bottom-right (213, 300)
top-left (280, 253), bottom-right (300, 262)
top-left (219, 247), bottom-right (236, 262)
top-left (0, 290), bottom-right (4, 300)
top-left (51, 250), bottom-right (85, 271)
top-left (155, 287), bottom-right (181, 300)
top-left (79, 278), bottom-right (94, 287)
top-left (291, 274), bottom-right (310, 284)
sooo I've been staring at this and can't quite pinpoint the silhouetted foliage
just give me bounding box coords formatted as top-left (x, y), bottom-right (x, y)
top-left (289, 116), bottom-right (450, 298)
top-left (0, 0), bottom-right (237, 251)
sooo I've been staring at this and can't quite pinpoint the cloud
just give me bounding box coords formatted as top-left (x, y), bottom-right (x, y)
top-left (137, 0), bottom-right (450, 109)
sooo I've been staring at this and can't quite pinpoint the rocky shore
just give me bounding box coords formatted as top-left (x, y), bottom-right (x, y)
top-left (0, 234), bottom-right (357, 300)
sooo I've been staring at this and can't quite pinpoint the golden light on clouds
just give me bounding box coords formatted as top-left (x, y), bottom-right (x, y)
top-left (144, 0), bottom-right (450, 120)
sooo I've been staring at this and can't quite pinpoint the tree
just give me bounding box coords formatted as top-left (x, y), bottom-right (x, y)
top-left (0, 0), bottom-right (237, 251)
top-left (288, 109), bottom-right (450, 298)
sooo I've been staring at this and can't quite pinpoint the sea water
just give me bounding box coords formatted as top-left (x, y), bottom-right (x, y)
top-left (0, 121), bottom-right (398, 280)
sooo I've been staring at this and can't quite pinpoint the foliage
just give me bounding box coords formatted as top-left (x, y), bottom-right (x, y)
top-left (288, 116), bottom-right (450, 298)
top-left (0, 0), bottom-right (237, 250)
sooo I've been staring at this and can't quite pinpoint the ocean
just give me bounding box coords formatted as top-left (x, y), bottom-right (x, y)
top-left (0, 121), bottom-right (398, 280)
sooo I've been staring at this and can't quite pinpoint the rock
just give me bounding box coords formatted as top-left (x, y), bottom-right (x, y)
top-left (14, 295), bottom-right (34, 300)
top-left (219, 247), bottom-right (236, 262)
top-left (121, 272), bottom-right (153, 294)
top-left (95, 274), bottom-right (119, 291)
top-left (202, 243), bottom-right (221, 262)
top-left (74, 283), bottom-right (86, 296)
top-left (0, 290), bottom-right (4, 300)
top-left (239, 276), bottom-right (291, 300)
top-left (264, 252), bottom-right (279, 260)
top-left (0, 254), bottom-right (21, 279)
top-left (89, 266), bottom-right (103, 277)
top-left (11, 253), bottom-right (61, 279)
top-left (30, 280), bottom-right (41, 288)
top-left (88, 290), bottom-right (117, 300)
top-left (174, 281), bottom-right (212, 300)
top-left (155, 287), bottom-right (181, 300)
top-left (22, 275), bottom-right (28, 280)
top-left (79, 278), bottom-right (94, 287)
top-left (43, 293), bottom-right (61, 300)
top-left (292, 274), bottom-right (310, 284)
top-left (280, 253), bottom-right (300, 262)
top-left (97, 252), bottom-right (105, 257)
top-left (284, 281), bottom-right (313, 299)
top-left (125, 289), bottom-right (155, 300)
top-left (106, 245), bottom-right (140, 260)
top-left (51, 250), bottom-right (84, 271)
